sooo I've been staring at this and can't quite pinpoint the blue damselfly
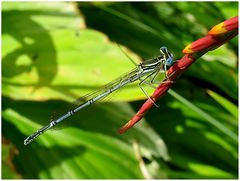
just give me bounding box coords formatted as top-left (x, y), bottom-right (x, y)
top-left (24, 46), bottom-right (174, 145)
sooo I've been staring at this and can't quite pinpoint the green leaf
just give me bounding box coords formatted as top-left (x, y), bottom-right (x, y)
top-left (2, 2), bottom-right (146, 103)
top-left (207, 90), bottom-right (238, 120)
top-left (143, 91), bottom-right (237, 178)
top-left (3, 95), bottom-right (170, 178)
top-left (168, 89), bottom-right (237, 143)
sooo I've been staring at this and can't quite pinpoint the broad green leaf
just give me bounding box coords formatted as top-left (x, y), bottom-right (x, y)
top-left (3, 96), bottom-right (170, 179)
top-left (2, 1), bottom-right (147, 103)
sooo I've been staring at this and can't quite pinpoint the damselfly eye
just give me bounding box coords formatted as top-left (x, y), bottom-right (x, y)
top-left (166, 57), bottom-right (173, 66)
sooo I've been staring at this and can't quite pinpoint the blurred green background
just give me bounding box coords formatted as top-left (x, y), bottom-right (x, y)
top-left (2, 2), bottom-right (238, 179)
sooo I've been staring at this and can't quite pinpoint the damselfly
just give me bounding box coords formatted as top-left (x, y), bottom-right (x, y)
top-left (24, 46), bottom-right (175, 145)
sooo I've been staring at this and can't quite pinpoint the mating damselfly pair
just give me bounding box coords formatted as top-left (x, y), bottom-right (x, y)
top-left (24, 46), bottom-right (176, 145)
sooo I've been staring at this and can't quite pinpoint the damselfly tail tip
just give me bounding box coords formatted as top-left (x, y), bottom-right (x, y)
top-left (24, 136), bottom-right (33, 146)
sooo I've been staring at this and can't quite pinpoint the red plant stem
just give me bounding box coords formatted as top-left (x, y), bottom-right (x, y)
top-left (118, 16), bottom-right (238, 134)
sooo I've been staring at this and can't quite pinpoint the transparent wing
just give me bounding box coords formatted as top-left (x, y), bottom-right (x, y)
top-left (73, 67), bottom-right (139, 106)
top-left (49, 67), bottom-right (140, 129)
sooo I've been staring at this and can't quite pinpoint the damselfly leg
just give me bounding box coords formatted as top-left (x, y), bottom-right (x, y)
top-left (139, 70), bottom-right (160, 107)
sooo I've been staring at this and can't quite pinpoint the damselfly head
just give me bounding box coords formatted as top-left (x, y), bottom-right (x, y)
top-left (160, 46), bottom-right (174, 66)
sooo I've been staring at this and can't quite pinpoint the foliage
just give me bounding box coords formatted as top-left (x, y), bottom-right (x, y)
top-left (2, 2), bottom-right (238, 179)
